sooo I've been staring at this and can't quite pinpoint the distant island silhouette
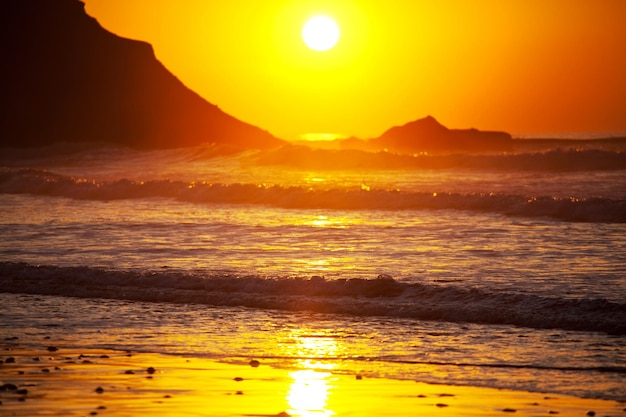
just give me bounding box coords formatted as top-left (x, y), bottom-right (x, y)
top-left (338, 116), bottom-right (513, 154)
top-left (0, 0), bottom-right (283, 150)
top-left (1, 0), bottom-right (514, 154)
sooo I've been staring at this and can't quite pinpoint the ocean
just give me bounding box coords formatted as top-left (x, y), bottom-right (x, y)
top-left (1, 141), bottom-right (625, 402)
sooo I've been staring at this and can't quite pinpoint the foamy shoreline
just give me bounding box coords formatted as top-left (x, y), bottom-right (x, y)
top-left (3, 264), bottom-right (626, 336)
top-left (1, 342), bottom-right (624, 416)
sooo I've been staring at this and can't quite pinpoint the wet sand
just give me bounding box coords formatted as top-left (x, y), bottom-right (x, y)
top-left (1, 343), bottom-right (624, 417)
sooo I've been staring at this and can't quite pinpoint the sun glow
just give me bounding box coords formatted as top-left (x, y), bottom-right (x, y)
top-left (302, 16), bottom-right (340, 51)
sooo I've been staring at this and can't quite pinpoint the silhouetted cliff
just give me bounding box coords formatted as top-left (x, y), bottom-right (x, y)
top-left (340, 116), bottom-right (513, 154)
top-left (0, 0), bottom-right (283, 149)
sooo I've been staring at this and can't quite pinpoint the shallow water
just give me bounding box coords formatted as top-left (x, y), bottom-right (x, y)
top-left (2, 194), bottom-right (625, 302)
top-left (1, 293), bottom-right (624, 401)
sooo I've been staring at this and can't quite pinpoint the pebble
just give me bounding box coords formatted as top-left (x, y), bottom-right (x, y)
top-left (1, 383), bottom-right (18, 391)
top-left (41, 368), bottom-right (50, 373)
top-left (147, 367), bottom-right (156, 374)
top-left (5, 357), bottom-right (15, 363)
top-left (435, 403), bottom-right (448, 408)
top-left (249, 359), bottom-right (260, 368)
top-left (124, 370), bottom-right (135, 375)
top-left (355, 374), bottom-right (363, 380)
top-left (234, 377), bottom-right (244, 382)
top-left (586, 412), bottom-right (595, 417)
top-left (16, 388), bottom-right (28, 395)
top-left (47, 346), bottom-right (58, 352)
top-left (95, 386), bottom-right (104, 394)
top-left (502, 408), bottom-right (517, 413)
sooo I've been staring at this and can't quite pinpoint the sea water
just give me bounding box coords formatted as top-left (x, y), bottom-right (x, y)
top-left (1, 143), bottom-right (625, 401)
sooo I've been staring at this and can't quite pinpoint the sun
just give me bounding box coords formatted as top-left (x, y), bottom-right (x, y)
top-left (302, 16), bottom-right (340, 51)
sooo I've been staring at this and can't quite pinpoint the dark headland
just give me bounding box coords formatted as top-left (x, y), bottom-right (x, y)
top-left (0, 0), bottom-right (283, 150)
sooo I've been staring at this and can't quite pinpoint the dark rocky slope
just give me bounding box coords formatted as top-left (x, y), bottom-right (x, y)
top-left (0, 0), bottom-right (283, 149)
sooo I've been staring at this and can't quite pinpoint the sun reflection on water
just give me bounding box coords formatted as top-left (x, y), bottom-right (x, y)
top-left (287, 370), bottom-right (334, 417)
top-left (281, 329), bottom-right (346, 416)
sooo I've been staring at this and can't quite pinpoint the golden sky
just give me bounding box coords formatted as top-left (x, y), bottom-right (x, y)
top-left (83, 0), bottom-right (626, 140)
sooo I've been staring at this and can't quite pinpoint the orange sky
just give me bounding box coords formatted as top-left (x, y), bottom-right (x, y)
top-left (83, 0), bottom-right (626, 140)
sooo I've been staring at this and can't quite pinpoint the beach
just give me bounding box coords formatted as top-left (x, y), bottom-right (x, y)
top-left (2, 341), bottom-right (624, 417)
top-left (2, 1), bottom-right (626, 415)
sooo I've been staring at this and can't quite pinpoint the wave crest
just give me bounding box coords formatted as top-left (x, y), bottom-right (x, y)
top-left (2, 262), bottom-right (625, 335)
top-left (1, 168), bottom-right (625, 222)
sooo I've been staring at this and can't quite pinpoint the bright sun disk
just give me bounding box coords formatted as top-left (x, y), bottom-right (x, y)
top-left (302, 16), bottom-right (340, 51)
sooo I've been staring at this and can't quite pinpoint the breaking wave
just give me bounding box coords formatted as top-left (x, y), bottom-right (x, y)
top-left (1, 168), bottom-right (625, 222)
top-left (255, 146), bottom-right (626, 171)
top-left (2, 262), bottom-right (625, 335)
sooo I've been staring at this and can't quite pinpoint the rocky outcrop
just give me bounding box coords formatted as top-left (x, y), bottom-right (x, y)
top-left (0, 0), bottom-right (284, 149)
top-left (340, 116), bottom-right (513, 154)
